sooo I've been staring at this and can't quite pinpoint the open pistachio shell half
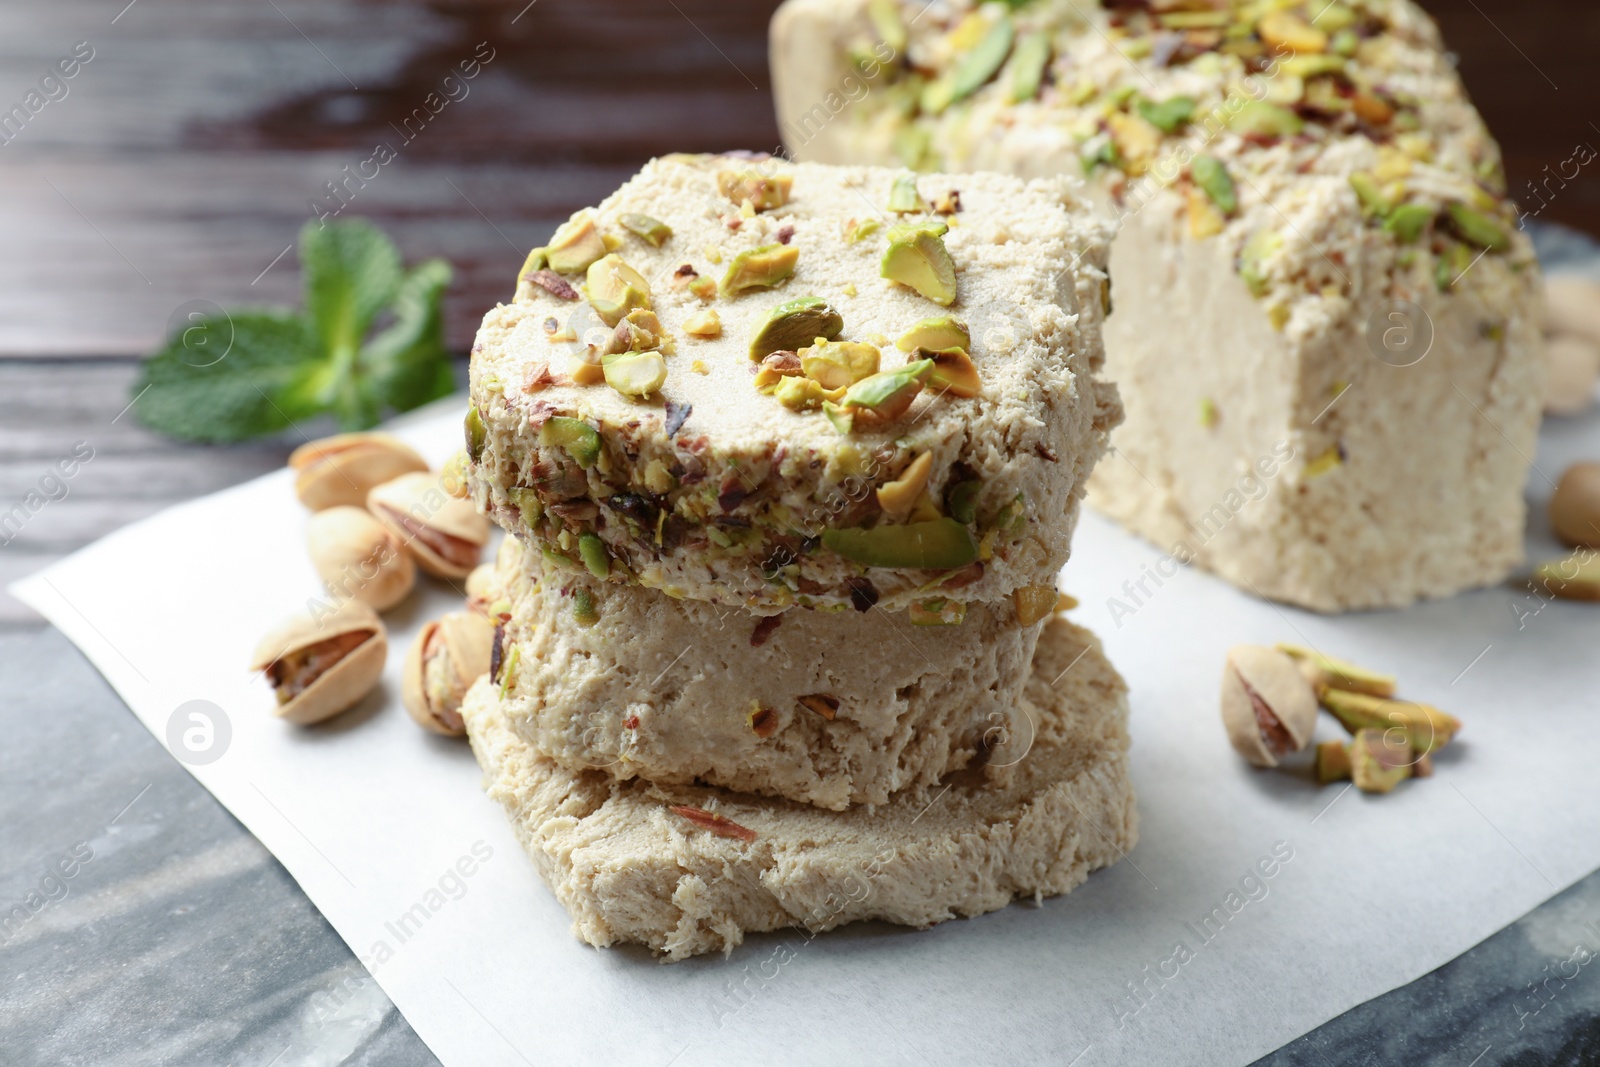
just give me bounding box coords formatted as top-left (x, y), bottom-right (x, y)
top-left (367, 472), bottom-right (491, 580)
top-left (289, 433), bottom-right (428, 511)
top-left (402, 611), bottom-right (495, 736)
top-left (250, 599), bottom-right (387, 725)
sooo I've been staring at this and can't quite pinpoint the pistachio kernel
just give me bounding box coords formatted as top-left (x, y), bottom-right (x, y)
top-left (753, 350), bottom-right (804, 392)
top-left (945, 479), bottom-right (981, 524)
top-left (876, 452), bottom-right (934, 517)
top-left (800, 339), bottom-right (880, 389)
top-left (950, 14), bottom-right (1014, 103)
top-left (1007, 31), bottom-right (1051, 103)
top-left (572, 588), bottom-right (600, 627)
top-left (1012, 585), bottom-right (1059, 626)
top-left (881, 223), bottom-right (957, 305)
top-left (1191, 155), bottom-right (1237, 216)
top-left (909, 597), bottom-right (967, 626)
top-left (1227, 101), bottom-right (1304, 139)
top-left (1319, 689), bottom-right (1460, 754)
top-left (840, 359), bottom-right (933, 426)
top-left (749, 296), bottom-right (844, 360)
top-left (1315, 740), bottom-right (1353, 784)
top-left (681, 308), bottom-right (722, 338)
top-left (896, 315), bottom-right (970, 353)
top-left (619, 212), bottom-right (672, 247)
top-left (716, 170), bottom-right (793, 212)
top-left (920, 347), bottom-right (981, 398)
top-left (722, 244), bottom-right (799, 296)
top-left (773, 375), bottom-right (830, 412)
top-left (577, 532), bottom-right (611, 578)
top-left (546, 214), bottom-right (608, 275)
top-left (888, 173), bottom-right (924, 213)
top-left (586, 254), bottom-right (652, 327)
top-left (1349, 728), bottom-right (1411, 794)
top-left (1383, 203), bottom-right (1434, 243)
top-left (1445, 203), bottom-right (1511, 252)
top-left (539, 416), bottom-right (601, 469)
top-left (823, 517), bottom-right (980, 570)
top-left (601, 350), bottom-right (667, 398)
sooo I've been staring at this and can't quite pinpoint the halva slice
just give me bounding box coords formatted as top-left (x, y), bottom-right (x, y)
top-left (465, 153), bottom-right (1120, 614)
top-left (484, 538), bottom-right (1046, 810)
top-left (462, 614), bottom-right (1137, 960)
top-left (772, 0), bottom-right (1543, 611)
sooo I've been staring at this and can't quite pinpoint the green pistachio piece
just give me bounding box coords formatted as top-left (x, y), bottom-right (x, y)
top-left (1227, 101), bottom-right (1304, 138)
top-left (507, 487), bottom-right (542, 527)
top-left (601, 350), bottom-right (667, 397)
top-left (1279, 54), bottom-right (1346, 78)
top-left (465, 407), bottom-right (487, 462)
top-left (1349, 173), bottom-right (1392, 218)
top-left (577, 532), bottom-right (610, 578)
top-left (1349, 728), bottom-right (1410, 794)
top-left (896, 315), bottom-right (970, 353)
top-left (722, 244), bottom-right (799, 295)
top-left (586, 254), bottom-right (652, 326)
top-left (951, 16), bottom-right (1014, 103)
top-left (945, 479), bottom-right (981, 524)
top-left (801, 339), bottom-right (881, 389)
top-left (1446, 203), bottom-right (1511, 252)
top-left (881, 224), bottom-right (957, 305)
top-left (520, 247), bottom-right (548, 275)
top-left (1383, 202), bottom-right (1434, 243)
top-left (1136, 95), bottom-right (1195, 134)
top-left (619, 213), bottom-right (672, 247)
top-left (774, 375), bottom-right (829, 411)
top-left (1435, 242), bottom-right (1473, 291)
top-left (1330, 28), bottom-right (1359, 56)
top-left (1191, 155), bottom-right (1237, 215)
top-left (541, 547), bottom-right (577, 570)
top-left (717, 170), bottom-right (793, 212)
top-left (919, 75), bottom-right (957, 117)
top-left (749, 296), bottom-right (844, 360)
top-left (1238, 228), bottom-right (1283, 297)
top-left (843, 359), bottom-right (932, 410)
top-left (572, 588), bottom-right (599, 627)
top-left (868, 0), bottom-right (907, 52)
top-left (823, 517), bottom-right (980, 569)
top-left (909, 597), bottom-right (967, 626)
top-left (888, 173), bottom-right (924, 213)
top-left (539, 416), bottom-right (601, 469)
top-left (547, 215), bottom-right (608, 275)
top-left (847, 218), bottom-right (882, 243)
top-left (1007, 31), bottom-right (1051, 103)
top-left (822, 400), bottom-right (854, 434)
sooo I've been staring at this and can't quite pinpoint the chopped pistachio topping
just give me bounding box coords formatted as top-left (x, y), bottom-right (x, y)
top-left (546, 214), bottom-right (608, 275)
top-left (888, 173), bottom-right (924, 213)
top-left (1007, 31), bottom-right (1051, 103)
top-left (749, 296), bottom-right (844, 360)
top-left (896, 315), bottom-right (970, 353)
top-left (681, 307), bottom-right (721, 338)
top-left (881, 223), bottom-right (957, 306)
top-left (774, 375), bottom-right (830, 412)
top-left (1383, 203), bottom-right (1434, 243)
top-left (465, 407), bottom-right (487, 461)
top-left (586, 254), bottom-right (651, 326)
top-left (577, 532), bottom-right (611, 578)
top-left (716, 170), bottom-right (793, 212)
top-left (722, 244), bottom-right (799, 296)
top-left (876, 451), bottom-right (934, 516)
top-left (909, 597), bottom-right (967, 626)
top-left (618, 213), bottom-right (673, 247)
top-left (1191, 155), bottom-right (1237, 215)
top-left (950, 14), bottom-right (1014, 104)
top-left (823, 517), bottom-right (979, 570)
top-left (601, 350), bottom-right (667, 398)
top-left (800, 339), bottom-right (881, 389)
top-left (1136, 95), bottom-right (1195, 134)
top-left (1445, 203), bottom-right (1510, 252)
top-left (920, 347), bottom-right (981, 398)
top-left (539, 416), bottom-right (601, 469)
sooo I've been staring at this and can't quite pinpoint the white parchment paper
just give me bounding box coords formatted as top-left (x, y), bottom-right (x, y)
top-left (12, 398), bottom-right (1599, 1067)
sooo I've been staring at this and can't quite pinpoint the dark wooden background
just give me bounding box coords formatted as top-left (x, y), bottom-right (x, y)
top-left (1, 0), bottom-right (1595, 624)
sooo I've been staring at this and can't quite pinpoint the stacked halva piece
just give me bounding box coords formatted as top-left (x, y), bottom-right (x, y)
top-left (773, 0), bottom-right (1545, 611)
top-left (458, 154), bottom-right (1136, 959)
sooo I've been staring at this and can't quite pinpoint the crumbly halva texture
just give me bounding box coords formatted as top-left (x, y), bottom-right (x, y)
top-left (462, 614), bottom-right (1136, 960)
top-left (773, 0), bottom-right (1544, 610)
top-left (466, 154), bottom-right (1121, 614)
top-left (485, 538), bottom-right (1043, 810)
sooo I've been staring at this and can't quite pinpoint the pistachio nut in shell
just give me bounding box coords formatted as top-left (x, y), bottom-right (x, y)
top-left (249, 599), bottom-right (387, 725)
top-left (306, 506), bottom-right (416, 611)
top-left (1220, 645), bottom-right (1318, 767)
top-left (367, 471), bottom-right (491, 579)
top-left (402, 611), bottom-right (494, 736)
top-left (289, 433), bottom-right (428, 511)
top-left (1550, 462), bottom-right (1600, 548)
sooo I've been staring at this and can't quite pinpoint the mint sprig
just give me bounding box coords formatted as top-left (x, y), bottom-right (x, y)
top-left (133, 219), bottom-right (455, 443)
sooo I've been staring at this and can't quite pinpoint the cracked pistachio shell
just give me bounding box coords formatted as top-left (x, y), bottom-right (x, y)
top-left (367, 472), bottom-right (491, 580)
top-left (402, 611), bottom-right (494, 736)
top-left (289, 433), bottom-right (428, 511)
top-left (306, 506), bottom-right (416, 611)
top-left (1220, 645), bottom-right (1318, 768)
top-left (250, 599), bottom-right (387, 725)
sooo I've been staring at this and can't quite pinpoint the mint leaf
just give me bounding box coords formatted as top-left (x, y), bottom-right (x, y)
top-left (133, 312), bottom-right (323, 442)
top-left (301, 218), bottom-right (402, 360)
top-left (133, 217), bottom-right (455, 442)
top-left (360, 258), bottom-right (456, 415)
